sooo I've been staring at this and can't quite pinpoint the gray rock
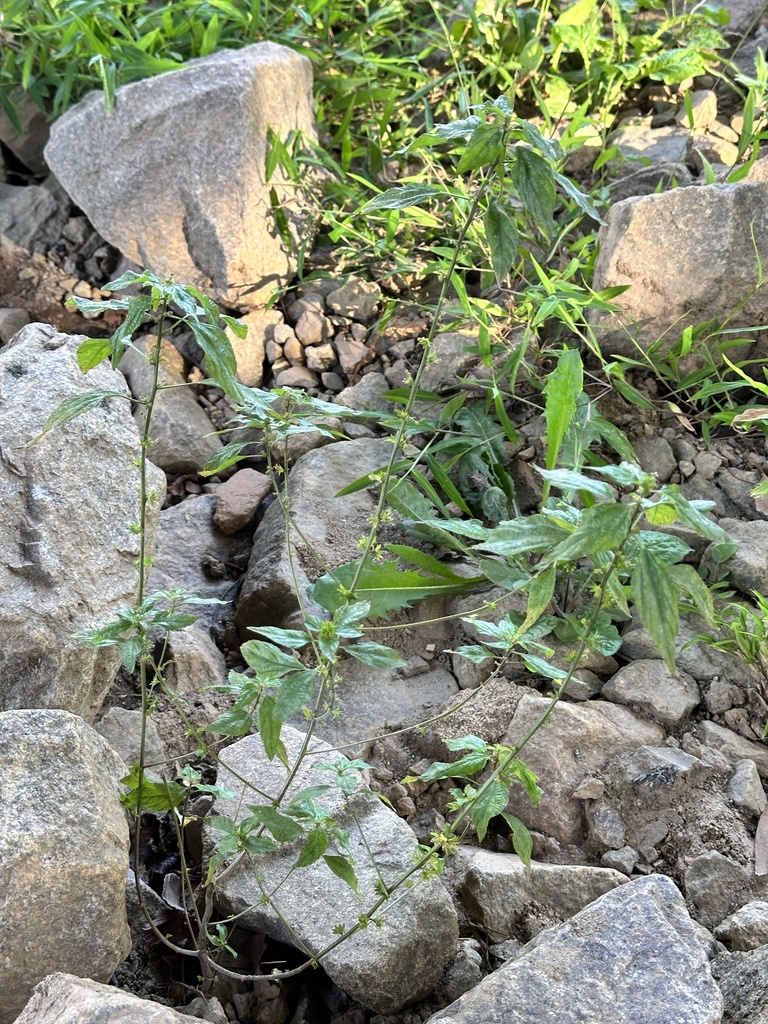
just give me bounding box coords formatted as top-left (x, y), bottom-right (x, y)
top-left (610, 121), bottom-right (691, 166)
top-left (119, 336), bottom-right (222, 475)
top-left (207, 725), bottom-right (458, 1013)
top-left (236, 437), bottom-right (394, 632)
top-left (621, 745), bottom-right (710, 800)
top-left (425, 875), bottom-right (722, 1024)
top-left (45, 44), bottom-right (317, 308)
top-left (0, 324), bottom-right (164, 720)
top-left (440, 939), bottom-right (484, 1005)
top-left (459, 850), bottom-right (628, 942)
top-left (607, 161), bottom-right (694, 204)
top-left (225, 308), bottom-right (283, 388)
top-left (0, 306), bottom-right (30, 343)
top-left (420, 331), bottom-right (479, 391)
top-left (147, 495), bottom-right (251, 626)
top-left (728, 759), bottom-right (767, 816)
top-left (602, 659), bottom-right (700, 727)
top-left (716, 901), bottom-right (768, 950)
top-left (675, 90), bottom-right (718, 131)
top-left (0, 712), bottom-right (131, 1023)
top-left (335, 371), bottom-right (392, 412)
top-left (0, 90), bottom-right (50, 175)
top-left (719, 0), bottom-right (768, 34)
top-left (213, 468), bottom-right (271, 535)
top-left (601, 846), bottom-right (638, 875)
top-left (586, 801), bottom-right (627, 849)
top-left (718, 467), bottom-right (765, 520)
top-left (326, 276), bottom-right (381, 321)
top-left (686, 851), bottom-right (751, 928)
top-left (632, 435), bottom-right (677, 482)
top-left (621, 618), bottom-right (748, 686)
top-left (715, 943), bottom-right (768, 1022)
top-left (500, 696), bottom-right (664, 844)
top-left (0, 180), bottom-right (69, 251)
top-left (590, 183), bottom-right (768, 360)
top-left (274, 364), bottom-right (319, 388)
top-left (93, 706), bottom-right (166, 773)
top-left (307, 661), bottom-right (459, 757)
top-left (712, 519), bottom-right (768, 595)
top-left (697, 720), bottom-right (768, 779)
top-left (14, 973), bottom-right (202, 1024)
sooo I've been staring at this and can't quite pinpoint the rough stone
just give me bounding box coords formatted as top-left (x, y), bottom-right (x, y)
top-left (728, 758), bottom-right (767, 816)
top-left (0, 306), bottom-right (30, 343)
top-left (675, 90), bottom-right (718, 130)
top-left (459, 850), bottom-right (628, 942)
top-left (602, 659), bottom-right (700, 727)
top-left (500, 696), bottom-right (663, 844)
top-left (0, 90), bottom-right (50, 175)
top-left (213, 468), bottom-right (272, 534)
top-left (294, 308), bottom-right (332, 345)
top-left (335, 336), bottom-right (372, 375)
top-left (424, 875), bottom-right (722, 1024)
top-left (439, 940), bottom-right (484, 1005)
top-left (420, 331), bottom-right (479, 392)
top-left (621, 618), bottom-right (748, 686)
top-left (119, 335), bottom-right (223, 475)
top-left (207, 725), bottom-right (458, 1013)
top-left (326, 276), bottom-right (382, 321)
top-left (225, 308), bottom-right (283, 388)
top-left (601, 846), bottom-right (638, 875)
top-left (697, 720), bottom-right (768, 779)
top-left (0, 324), bottom-right (164, 720)
top-left (147, 494), bottom-right (252, 627)
top-left (712, 519), bottom-right (768, 595)
top-left (715, 943), bottom-right (768, 1023)
top-left (235, 438), bottom-right (394, 632)
top-left (632, 434), bottom-right (677, 481)
top-left (45, 44), bottom-right (317, 308)
top-left (716, 901), bottom-right (768, 951)
top-left (610, 121), bottom-right (691, 166)
top-left (685, 851), bottom-right (751, 929)
top-left (306, 342), bottom-right (336, 371)
top-left (14, 974), bottom-right (202, 1024)
top-left (586, 801), bottom-right (627, 849)
top-left (589, 183), bottom-right (768, 360)
top-left (93, 706), bottom-right (167, 773)
top-left (0, 180), bottom-right (70, 251)
top-left (274, 364), bottom-right (318, 388)
top-left (335, 371), bottom-right (393, 412)
top-left (0, 712), bottom-right (131, 1023)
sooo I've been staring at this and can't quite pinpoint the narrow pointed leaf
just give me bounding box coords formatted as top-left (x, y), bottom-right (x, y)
top-left (632, 546), bottom-right (679, 671)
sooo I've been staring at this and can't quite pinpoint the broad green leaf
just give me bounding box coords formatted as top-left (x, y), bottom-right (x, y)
top-left (273, 669), bottom-right (317, 721)
top-left (476, 558), bottom-right (528, 590)
top-left (631, 531), bottom-right (690, 565)
top-left (246, 805), bottom-right (304, 842)
top-left (32, 390), bottom-right (126, 442)
top-left (457, 122), bottom-right (503, 174)
top-left (546, 502), bottom-right (632, 562)
top-left (409, 518), bottom-right (490, 541)
top-left (323, 854), bottom-right (360, 894)
top-left (556, 0), bottom-right (597, 27)
top-left (632, 547), bottom-right (679, 671)
top-left (544, 348), bottom-right (583, 474)
top-left (520, 655), bottom-right (568, 681)
top-left (189, 320), bottom-right (241, 399)
top-left (519, 564), bottom-right (557, 634)
top-left (451, 644), bottom-right (494, 664)
top-left (520, 119), bottom-right (561, 162)
top-left (536, 468), bottom-right (614, 500)
top-left (410, 750), bottom-right (490, 782)
top-left (430, 115), bottom-right (483, 140)
top-left (346, 642), bottom-right (408, 669)
top-left (119, 636), bottom-right (143, 673)
top-left (365, 183), bottom-right (448, 210)
top-left (661, 487), bottom-right (734, 545)
top-left (250, 626), bottom-right (310, 648)
top-left (241, 640), bottom-right (307, 678)
top-left (644, 503), bottom-right (678, 526)
top-left (471, 780), bottom-right (509, 842)
top-left (513, 147), bottom-right (556, 233)
top-left (76, 336), bottom-right (112, 372)
top-left (108, 294), bottom-right (153, 365)
top-left (387, 478), bottom-right (436, 521)
top-left (386, 543), bottom-right (468, 580)
top-left (201, 441), bottom-right (256, 477)
top-left (120, 767), bottom-right (186, 812)
top-left (258, 696), bottom-right (287, 765)
top-left (592, 462), bottom-right (650, 488)
top-left (295, 827), bottom-right (329, 867)
top-left (668, 563), bottom-right (715, 624)
top-left (501, 812), bottom-right (533, 871)
top-left (241, 835), bottom-right (279, 856)
top-left (484, 197), bottom-right (519, 284)
top-left (644, 46), bottom-right (709, 85)
top-left (476, 516), bottom-right (569, 557)
top-left (284, 786), bottom-right (332, 818)
top-left (445, 735), bottom-right (489, 753)
top-left (205, 706), bottom-right (253, 737)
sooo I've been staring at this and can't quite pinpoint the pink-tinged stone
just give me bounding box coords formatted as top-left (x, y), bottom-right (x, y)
top-left (213, 468), bottom-right (272, 534)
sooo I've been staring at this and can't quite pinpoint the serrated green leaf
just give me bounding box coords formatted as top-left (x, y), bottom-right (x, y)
top-left (547, 502), bottom-right (632, 563)
top-left (246, 804), bottom-right (304, 842)
top-left (476, 558), bottom-right (528, 590)
top-left (457, 122), bottom-right (503, 174)
top-left (346, 642), bottom-right (407, 669)
top-left (632, 547), bottom-right (679, 671)
top-left (258, 696), bottom-right (287, 764)
top-left (250, 626), bottom-right (311, 648)
top-left (200, 441), bottom-right (256, 477)
top-left (241, 834), bottom-right (279, 856)
top-left (661, 487), bottom-right (734, 545)
top-left (415, 750), bottom-right (490, 782)
top-left (323, 854), bottom-right (360, 894)
top-left (519, 564), bottom-right (557, 634)
top-left (295, 827), bottom-right (329, 867)
top-left (76, 336), bottom-right (112, 372)
top-left (365, 183), bottom-right (448, 210)
top-left (593, 462), bottom-right (650, 488)
top-left (520, 655), bottom-right (568, 680)
top-left (386, 544), bottom-right (466, 580)
top-left (451, 644), bottom-right (494, 664)
top-left (513, 147), bottom-right (556, 233)
top-left (207, 706), bottom-right (253, 737)
top-left (471, 780), bottom-right (509, 842)
top-left (484, 197), bottom-right (518, 285)
top-left (273, 669), bottom-right (317, 721)
top-left (544, 348), bottom-right (583, 473)
top-left (644, 503), bottom-right (678, 526)
top-left (536, 468), bottom-right (614, 500)
top-left (476, 516), bottom-right (569, 557)
top-left (189, 320), bottom-right (241, 399)
top-left (501, 812), bottom-right (533, 871)
top-left (553, 169), bottom-right (603, 223)
top-left (387, 478), bottom-right (436, 521)
top-left (120, 767), bottom-right (186, 812)
top-left (241, 640), bottom-right (307, 678)
top-left (668, 563), bottom-right (714, 624)
top-left (119, 636), bottom-right (143, 673)
top-left (31, 390), bottom-right (126, 443)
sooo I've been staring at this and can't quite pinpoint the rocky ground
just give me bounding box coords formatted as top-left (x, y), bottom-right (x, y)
top-left (5, 28), bottom-right (768, 1024)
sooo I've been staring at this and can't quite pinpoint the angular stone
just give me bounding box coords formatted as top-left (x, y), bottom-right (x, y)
top-left (716, 901), bottom-right (768, 950)
top-left (15, 973), bottom-right (202, 1024)
top-left (207, 725), bottom-right (458, 1013)
top-left (93, 706), bottom-right (166, 773)
top-left (274, 364), bottom-right (318, 388)
top-left (0, 324), bottom-right (164, 720)
top-left (335, 371), bottom-right (393, 412)
top-left (697, 720), bottom-right (768, 779)
top-left (0, 306), bottom-right (30, 343)
top-left (712, 519), bottom-right (768, 595)
top-left (715, 943), bottom-right (768, 1023)
top-left (602, 659), bottom-right (700, 728)
top-left (590, 183), bottom-right (768, 360)
top-left (675, 90), bottom-right (718, 130)
top-left (213, 468), bottom-right (272, 534)
top-left (586, 801), bottom-right (627, 849)
top-left (45, 44), bottom-right (317, 308)
top-left (0, 712), bottom-right (131, 1023)
top-left (236, 438), bottom-right (394, 632)
top-left (728, 759), bottom-right (767, 816)
top-left (685, 851), bottom-right (751, 928)
top-left (500, 696), bottom-right (663, 844)
top-left (420, 331), bottom-right (479, 391)
top-left (225, 308), bottom-right (283, 388)
top-left (0, 90), bottom-right (49, 175)
top-left (326, 276), bottom-right (381, 321)
top-left (425, 875), bottom-right (722, 1024)
top-left (0, 181), bottom-right (69, 252)
top-left (459, 850), bottom-right (627, 942)
top-left (119, 335), bottom-right (222, 475)
top-left (610, 121), bottom-right (691, 165)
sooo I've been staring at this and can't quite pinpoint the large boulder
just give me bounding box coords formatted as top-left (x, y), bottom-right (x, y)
top-left (15, 974), bottom-right (202, 1024)
top-left (425, 875), bottom-right (723, 1024)
top-left (206, 724), bottom-right (459, 1013)
top-left (589, 182), bottom-right (768, 360)
top-left (45, 43), bottom-right (317, 309)
top-left (0, 712), bottom-right (131, 1024)
top-left (0, 323), bottom-right (165, 720)
top-left (235, 437), bottom-right (395, 633)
